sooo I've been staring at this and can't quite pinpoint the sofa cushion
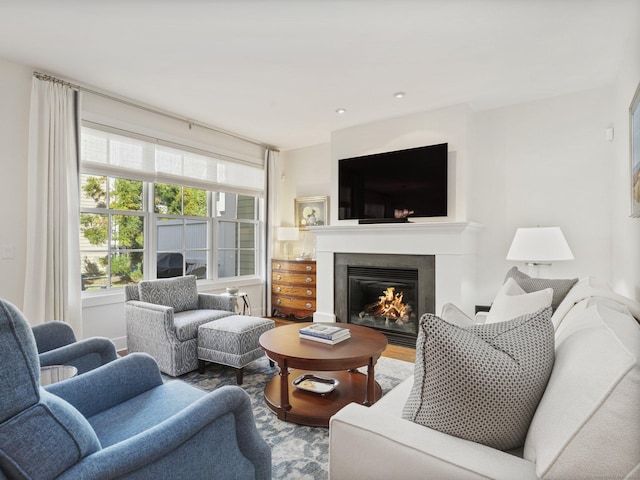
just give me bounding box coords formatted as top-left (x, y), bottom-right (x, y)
top-left (504, 267), bottom-right (578, 311)
top-left (138, 275), bottom-right (199, 313)
top-left (173, 309), bottom-right (233, 341)
top-left (485, 277), bottom-right (553, 324)
top-left (523, 300), bottom-right (640, 479)
top-left (402, 308), bottom-right (554, 451)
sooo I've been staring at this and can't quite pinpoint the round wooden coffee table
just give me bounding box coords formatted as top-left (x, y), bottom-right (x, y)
top-left (259, 322), bottom-right (388, 427)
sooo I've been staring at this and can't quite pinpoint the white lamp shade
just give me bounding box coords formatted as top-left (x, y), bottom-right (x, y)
top-left (277, 227), bottom-right (299, 241)
top-left (506, 227), bottom-right (574, 263)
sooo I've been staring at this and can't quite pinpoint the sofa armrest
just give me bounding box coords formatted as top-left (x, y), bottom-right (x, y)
top-left (31, 321), bottom-right (77, 352)
top-left (329, 403), bottom-right (538, 480)
top-left (38, 337), bottom-right (119, 374)
top-left (57, 386), bottom-right (271, 480)
top-left (474, 311), bottom-right (489, 324)
top-left (45, 353), bottom-right (164, 417)
top-left (198, 293), bottom-right (235, 312)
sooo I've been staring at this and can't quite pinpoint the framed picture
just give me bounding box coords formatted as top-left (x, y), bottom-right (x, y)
top-left (631, 80), bottom-right (640, 218)
top-left (295, 196), bottom-right (328, 230)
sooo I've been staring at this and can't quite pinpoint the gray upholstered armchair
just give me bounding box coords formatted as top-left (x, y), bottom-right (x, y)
top-left (125, 275), bottom-right (235, 376)
top-left (0, 299), bottom-right (271, 480)
top-left (32, 320), bottom-right (118, 375)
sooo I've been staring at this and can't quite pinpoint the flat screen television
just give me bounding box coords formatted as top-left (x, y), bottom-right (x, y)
top-left (338, 143), bottom-right (448, 221)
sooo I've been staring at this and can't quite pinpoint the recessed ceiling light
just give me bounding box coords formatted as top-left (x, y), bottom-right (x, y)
top-left (336, 108), bottom-right (346, 114)
top-left (394, 92), bottom-right (406, 99)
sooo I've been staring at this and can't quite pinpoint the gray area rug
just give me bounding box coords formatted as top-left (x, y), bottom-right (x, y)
top-left (172, 355), bottom-right (414, 480)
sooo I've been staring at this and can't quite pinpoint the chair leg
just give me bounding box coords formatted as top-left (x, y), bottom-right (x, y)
top-left (235, 367), bottom-right (244, 385)
top-left (198, 359), bottom-right (206, 374)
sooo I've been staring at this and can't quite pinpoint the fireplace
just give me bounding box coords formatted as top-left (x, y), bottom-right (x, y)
top-left (335, 253), bottom-right (435, 347)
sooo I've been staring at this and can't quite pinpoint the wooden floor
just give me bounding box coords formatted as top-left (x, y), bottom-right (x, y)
top-left (273, 317), bottom-right (416, 363)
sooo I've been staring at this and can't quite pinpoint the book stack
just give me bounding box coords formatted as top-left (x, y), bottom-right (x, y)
top-left (299, 324), bottom-right (351, 345)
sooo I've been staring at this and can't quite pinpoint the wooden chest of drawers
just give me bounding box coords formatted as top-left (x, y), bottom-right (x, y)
top-left (271, 259), bottom-right (316, 319)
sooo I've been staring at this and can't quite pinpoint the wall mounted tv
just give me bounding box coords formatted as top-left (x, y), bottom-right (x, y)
top-left (338, 143), bottom-right (448, 222)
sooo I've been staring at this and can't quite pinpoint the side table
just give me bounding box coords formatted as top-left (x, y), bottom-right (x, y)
top-left (221, 291), bottom-right (251, 315)
top-left (40, 365), bottom-right (78, 386)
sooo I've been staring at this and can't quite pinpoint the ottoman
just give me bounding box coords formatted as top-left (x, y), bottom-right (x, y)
top-left (197, 315), bottom-right (275, 384)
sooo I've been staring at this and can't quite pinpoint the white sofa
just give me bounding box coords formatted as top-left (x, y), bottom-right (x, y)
top-left (329, 277), bottom-right (640, 480)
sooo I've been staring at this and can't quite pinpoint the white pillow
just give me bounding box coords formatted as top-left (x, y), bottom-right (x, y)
top-left (485, 277), bottom-right (553, 324)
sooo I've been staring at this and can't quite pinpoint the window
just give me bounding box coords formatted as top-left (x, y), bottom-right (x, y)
top-left (79, 174), bottom-right (145, 290)
top-left (80, 126), bottom-right (264, 291)
top-left (155, 182), bottom-right (209, 279)
top-left (216, 193), bottom-right (258, 278)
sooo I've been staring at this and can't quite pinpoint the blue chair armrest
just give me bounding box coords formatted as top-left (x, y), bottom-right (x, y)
top-left (45, 353), bottom-right (164, 417)
top-left (39, 337), bottom-right (119, 374)
top-left (31, 321), bottom-right (76, 352)
top-left (57, 386), bottom-right (271, 480)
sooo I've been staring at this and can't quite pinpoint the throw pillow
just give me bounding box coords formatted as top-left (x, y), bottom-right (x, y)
top-left (402, 308), bottom-right (555, 451)
top-left (485, 277), bottom-right (553, 324)
top-left (504, 266), bottom-right (578, 311)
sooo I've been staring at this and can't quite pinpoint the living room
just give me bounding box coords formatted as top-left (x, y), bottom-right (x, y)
top-left (0, 1), bottom-right (639, 478)
top-left (0, 1), bottom-right (638, 344)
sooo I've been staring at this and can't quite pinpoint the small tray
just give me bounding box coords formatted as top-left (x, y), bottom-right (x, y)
top-left (292, 374), bottom-right (339, 395)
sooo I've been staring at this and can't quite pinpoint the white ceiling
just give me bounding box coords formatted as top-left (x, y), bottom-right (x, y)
top-left (0, 0), bottom-right (637, 150)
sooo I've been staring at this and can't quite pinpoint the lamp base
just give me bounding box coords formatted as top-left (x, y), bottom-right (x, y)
top-left (525, 262), bottom-right (551, 278)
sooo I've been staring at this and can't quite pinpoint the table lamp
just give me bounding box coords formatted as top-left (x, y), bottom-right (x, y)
top-left (277, 226), bottom-right (299, 259)
top-left (506, 226), bottom-right (574, 277)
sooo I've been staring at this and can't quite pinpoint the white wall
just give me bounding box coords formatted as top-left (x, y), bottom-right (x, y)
top-left (276, 143), bottom-right (331, 258)
top-left (0, 58), bottom-right (266, 349)
top-left (0, 58), bottom-right (31, 309)
top-left (282, 86), bottom-right (639, 306)
top-left (330, 104), bottom-right (472, 224)
top-left (471, 87), bottom-right (615, 302)
top-left (611, 26), bottom-right (640, 300)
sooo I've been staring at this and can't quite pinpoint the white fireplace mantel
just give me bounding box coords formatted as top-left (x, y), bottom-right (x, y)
top-left (307, 221), bottom-right (482, 323)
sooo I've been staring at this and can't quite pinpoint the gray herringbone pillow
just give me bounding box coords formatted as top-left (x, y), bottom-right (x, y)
top-left (504, 267), bottom-right (578, 311)
top-left (402, 308), bottom-right (554, 450)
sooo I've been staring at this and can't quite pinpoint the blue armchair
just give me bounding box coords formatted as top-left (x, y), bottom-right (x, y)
top-left (32, 320), bottom-right (118, 375)
top-left (0, 299), bottom-right (271, 480)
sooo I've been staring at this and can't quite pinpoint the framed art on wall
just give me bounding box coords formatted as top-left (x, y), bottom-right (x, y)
top-left (631, 80), bottom-right (640, 218)
top-left (295, 196), bottom-right (328, 230)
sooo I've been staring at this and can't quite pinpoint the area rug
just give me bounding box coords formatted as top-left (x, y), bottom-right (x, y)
top-left (172, 355), bottom-right (414, 480)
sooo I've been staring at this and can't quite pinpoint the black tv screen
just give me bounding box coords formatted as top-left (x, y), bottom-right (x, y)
top-left (338, 143), bottom-right (448, 220)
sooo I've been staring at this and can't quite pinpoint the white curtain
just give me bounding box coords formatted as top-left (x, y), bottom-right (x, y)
top-left (23, 77), bottom-right (82, 336)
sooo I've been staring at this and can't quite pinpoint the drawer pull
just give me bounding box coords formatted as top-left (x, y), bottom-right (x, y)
top-left (276, 286), bottom-right (281, 292)
top-left (305, 277), bottom-right (312, 283)
top-left (305, 303), bottom-right (312, 309)
top-left (276, 298), bottom-right (281, 305)
top-left (306, 289), bottom-right (313, 296)
top-left (305, 265), bottom-right (312, 271)
top-left (276, 274), bottom-right (281, 280)
top-left (275, 263), bottom-right (281, 269)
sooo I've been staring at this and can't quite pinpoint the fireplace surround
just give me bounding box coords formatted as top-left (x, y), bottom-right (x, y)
top-left (307, 222), bottom-right (481, 335)
top-left (335, 253), bottom-right (435, 347)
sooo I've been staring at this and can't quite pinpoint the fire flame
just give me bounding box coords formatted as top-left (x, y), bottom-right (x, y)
top-left (361, 287), bottom-right (412, 324)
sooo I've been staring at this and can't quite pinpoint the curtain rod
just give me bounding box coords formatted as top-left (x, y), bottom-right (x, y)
top-left (33, 71), bottom-right (279, 152)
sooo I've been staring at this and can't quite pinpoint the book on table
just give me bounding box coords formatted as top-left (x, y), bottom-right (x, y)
top-left (299, 323), bottom-right (349, 340)
top-left (299, 331), bottom-right (351, 345)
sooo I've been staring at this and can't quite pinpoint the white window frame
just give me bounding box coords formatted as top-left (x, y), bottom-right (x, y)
top-left (80, 125), bottom-right (265, 294)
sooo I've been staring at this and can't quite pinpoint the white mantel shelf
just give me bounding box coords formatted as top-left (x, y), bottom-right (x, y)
top-left (308, 221), bottom-right (483, 256)
top-left (308, 221), bottom-right (482, 235)
top-left (308, 221), bottom-right (483, 324)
